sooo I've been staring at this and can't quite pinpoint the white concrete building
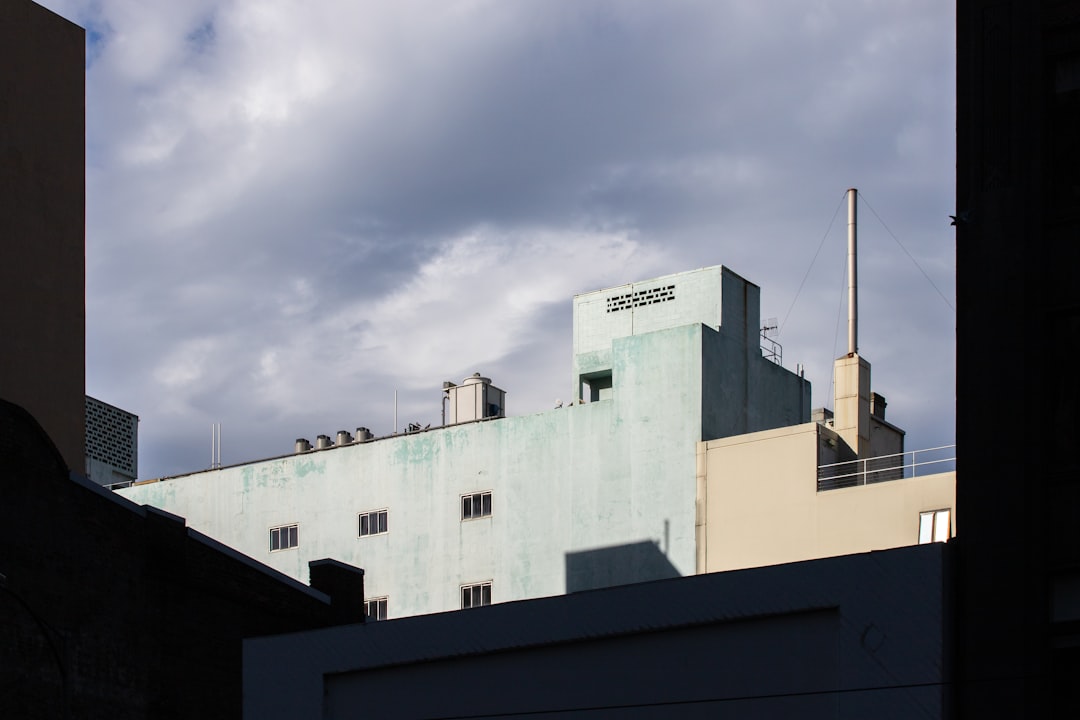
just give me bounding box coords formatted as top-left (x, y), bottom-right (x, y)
top-left (119, 266), bottom-right (809, 617)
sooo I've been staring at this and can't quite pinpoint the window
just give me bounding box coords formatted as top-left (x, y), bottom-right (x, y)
top-left (461, 491), bottom-right (492, 520)
top-left (269, 523), bottom-right (298, 551)
top-left (461, 582), bottom-right (491, 609)
top-left (359, 509), bottom-right (388, 537)
top-left (365, 596), bottom-right (388, 621)
top-left (918, 509), bottom-right (951, 544)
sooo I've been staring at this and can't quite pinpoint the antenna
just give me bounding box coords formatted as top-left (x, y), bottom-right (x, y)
top-left (760, 317), bottom-right (783, 366)
top-left (211, 423), bottom-right (221, 469)
top-left (847, 187), bottom-right (858, 355)
top-left (762, 317), bottom-right (778, 339)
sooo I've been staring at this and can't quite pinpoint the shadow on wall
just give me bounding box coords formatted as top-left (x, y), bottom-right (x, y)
top-left (566, 540), bottom-right (681, 593)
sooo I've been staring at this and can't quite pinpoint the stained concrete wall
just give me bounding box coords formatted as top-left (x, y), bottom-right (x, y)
top-left (698, 423), bottom-right (955, 573)
top-left (0, 0), bottom-right (85, 474)
top-left (121, 332), bottom-right (701, 618)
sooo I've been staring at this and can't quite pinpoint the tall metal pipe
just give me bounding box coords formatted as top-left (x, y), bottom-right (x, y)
top-left (847, 187), bottom-right (858, 355)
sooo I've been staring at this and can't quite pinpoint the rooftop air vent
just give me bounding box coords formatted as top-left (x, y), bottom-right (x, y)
top-left (605, 284), bottom-right (675, 313)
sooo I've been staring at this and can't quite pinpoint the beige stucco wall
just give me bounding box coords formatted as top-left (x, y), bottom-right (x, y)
top-left (698, 424), bottom-right (955, 573)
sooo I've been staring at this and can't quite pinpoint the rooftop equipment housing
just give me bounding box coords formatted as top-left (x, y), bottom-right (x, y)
top-left (445, 373), bottom-right (505, 424)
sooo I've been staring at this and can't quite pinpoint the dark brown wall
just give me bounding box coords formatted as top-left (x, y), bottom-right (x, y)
top-left (0, 0), bottom-right (86, 474)
top-left (956, 1), bottom-right (1080, 717)
top-left (0, 399), bottom-right (364, 719)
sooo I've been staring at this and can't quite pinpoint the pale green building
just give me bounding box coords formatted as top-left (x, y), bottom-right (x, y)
top-left (119, 265), bottom-right (810, 618)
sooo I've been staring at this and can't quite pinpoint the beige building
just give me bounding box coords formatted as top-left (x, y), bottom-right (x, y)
top-left (696, 352), bottom-right (955, 573)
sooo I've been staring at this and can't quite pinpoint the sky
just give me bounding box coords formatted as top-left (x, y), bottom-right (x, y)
top-left (38, 0), bottom-right (956, 481)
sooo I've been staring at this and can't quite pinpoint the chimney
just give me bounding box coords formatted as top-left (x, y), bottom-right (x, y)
top-left (832, 187), bottom-right (871, 457)
top-left (308, 559), bottom-right (366, 625)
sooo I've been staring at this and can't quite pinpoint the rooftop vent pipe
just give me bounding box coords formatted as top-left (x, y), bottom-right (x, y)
top-left (847, 187), bottom-right (858, 355)
top-left (315, 434), bottom-right (333, 450)
top-left (355, 427), bottom-right (373, 442)
top-left (295, 438), bottom-right (311, 453)
top-left (336, 430), bottom-right (353, 445)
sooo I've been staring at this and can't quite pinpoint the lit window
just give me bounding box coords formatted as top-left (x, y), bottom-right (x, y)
top-left (270, 524), bottom-right (298, 551)
top-left (461, 581), bottom-right (491, 609)
top-left (918, 509), bottom-right (951, 544)
top-left (461, 491), bottom-right (492, 520)
top-left (365, 597), bottom-right (388, 621)
top-left (359, 509), bottom-right (388, 537)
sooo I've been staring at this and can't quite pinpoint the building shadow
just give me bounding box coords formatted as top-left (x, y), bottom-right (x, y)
top-left (565, 540), bottom-right (681, 593)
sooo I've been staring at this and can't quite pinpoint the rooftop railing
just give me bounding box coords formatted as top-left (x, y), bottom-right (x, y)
top-left (817, 444), bottom-right (956, 492)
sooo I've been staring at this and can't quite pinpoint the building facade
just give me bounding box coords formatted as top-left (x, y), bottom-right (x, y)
top-left (119, 262), bottom-right (956, 622)
top-left (119, 266), bottom-right (811, 618)
top-left (244, 543), bottom-right (952, 720)
top-left (697, 421), bottom-right (955, 573)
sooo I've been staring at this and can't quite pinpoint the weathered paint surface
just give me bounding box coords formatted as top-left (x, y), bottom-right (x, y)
top-left (120, 266), bottom-right (810, 618)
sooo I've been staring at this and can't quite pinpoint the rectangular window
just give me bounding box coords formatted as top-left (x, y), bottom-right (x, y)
top-left (461, 491), bottom-right (492, 520)
top-left (365, 596), bottom-right (388, 621)
top-left (461, 581), bottom-right (492, 609)
top-left (918, 509), bottom-right (951, 544)
top-left (269, 523), bottom-right (298, 552)
top-left (359, 509), bottom-right (389, 537)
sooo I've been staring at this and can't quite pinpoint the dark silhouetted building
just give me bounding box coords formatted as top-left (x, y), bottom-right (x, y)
top-left (0, 0), bottom-right (86, 474)
top-left (0, 398), bottom-right (366, 719)
top-left (957, 1), bottom-right (1080, 717)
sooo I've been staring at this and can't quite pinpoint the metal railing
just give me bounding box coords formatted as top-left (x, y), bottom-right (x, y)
top-left (817, 444), bottom-right (956, 491)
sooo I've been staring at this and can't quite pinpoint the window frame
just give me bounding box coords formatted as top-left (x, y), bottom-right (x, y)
top-left (460, 581), bottom-right (492, 609)
top-left (365, 596), bottom-right (388, 621)
top-left (918, 509), bottom-right (951, 544)
top-left (269, 523), bottom-right (299, 552)
top-left (461, 491), bottom-right (492, 521)
top-left (359, 508), bottom-right (389, 537)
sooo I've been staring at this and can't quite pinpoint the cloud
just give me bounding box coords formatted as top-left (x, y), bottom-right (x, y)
top-left (34, 0), bottom-right (955, 477)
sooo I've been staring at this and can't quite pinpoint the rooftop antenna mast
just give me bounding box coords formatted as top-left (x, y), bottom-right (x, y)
top-left (847, 187), bottom-right (858, 355)
top-left (211, 422), bottom-right (221, 469)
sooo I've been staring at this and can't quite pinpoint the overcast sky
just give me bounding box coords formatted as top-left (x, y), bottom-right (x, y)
top-left (38, 0), bottom-right (956, 480)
